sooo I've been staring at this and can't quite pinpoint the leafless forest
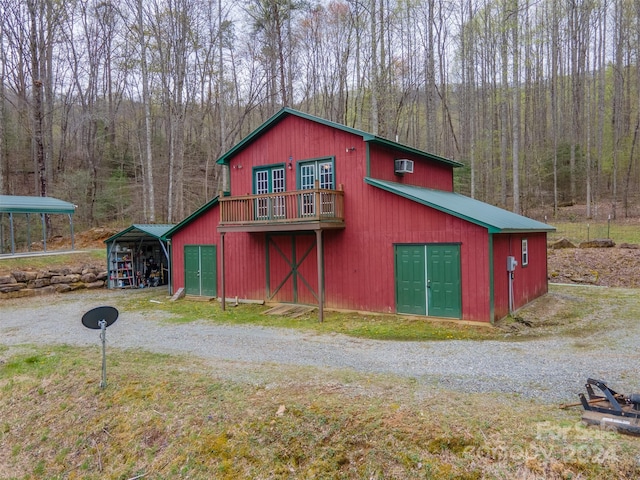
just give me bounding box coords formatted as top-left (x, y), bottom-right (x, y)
top-left (1, 0), bottom-right (639, 228)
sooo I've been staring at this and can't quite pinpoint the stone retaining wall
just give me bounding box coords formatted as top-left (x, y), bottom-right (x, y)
top-left (0, 266), bottom-right (107, 299)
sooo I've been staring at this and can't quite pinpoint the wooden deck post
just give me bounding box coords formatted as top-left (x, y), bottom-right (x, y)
top-left (316, 229), bottom-right (324, 322)
top-left (220, 232), bottom-right (226, 311)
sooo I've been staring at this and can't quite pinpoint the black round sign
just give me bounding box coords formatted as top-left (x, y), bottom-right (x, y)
top-left (81, 306), bottom-right (119, 330)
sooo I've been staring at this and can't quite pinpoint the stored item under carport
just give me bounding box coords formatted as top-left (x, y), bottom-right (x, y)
top-left (579, 378), bottom-right (640, 435)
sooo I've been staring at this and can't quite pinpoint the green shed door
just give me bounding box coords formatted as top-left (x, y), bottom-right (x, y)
top-left (427, 244), bottom-right (461, 319)
top-left (395, 245), bottom-right (427, 315)
top-left (395, 244), bottom-right (461, 319)
top-left (184, 245), bottom-right (217, 297)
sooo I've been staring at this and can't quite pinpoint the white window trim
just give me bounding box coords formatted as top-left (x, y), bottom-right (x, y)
top-left (522, 238), bottom-right (529, 267)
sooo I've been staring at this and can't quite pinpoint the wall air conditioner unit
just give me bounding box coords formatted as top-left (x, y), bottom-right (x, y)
top-left (394, 159), bottom-right (414, 174)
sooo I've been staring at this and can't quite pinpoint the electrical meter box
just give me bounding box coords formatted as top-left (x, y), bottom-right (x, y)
top-left (507, 256), bottom-right (518, 272)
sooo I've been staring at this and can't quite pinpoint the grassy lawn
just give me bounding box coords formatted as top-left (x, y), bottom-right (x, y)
top-left (0, 250), bottom-right (105, 275)
top-left (121, 282), bottom-right (634, 342)
top-left (121, 289), bottom-right (498, 342)
top-left (1, 344), bottom-right (638, 479)
top-left (2, 275), bottom-right (640, 477)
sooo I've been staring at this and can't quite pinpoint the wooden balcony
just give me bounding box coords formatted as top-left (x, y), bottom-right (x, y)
top-left (218, 187), bottom-right (345, 232)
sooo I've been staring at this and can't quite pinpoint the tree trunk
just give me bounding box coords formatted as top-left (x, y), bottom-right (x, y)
top-left (467, 0), bottom-right (476, 198)
top-left (424, 0), bottom-right (436, 150)
top-left (43, 0), bottom-right (55, 187)
top-left (137, 0), bottom-right (155, 222)
top-left (0, 19), bottom-right (5, 194)
top-left (499, 0), bottom-right (509, 209)
top-left (611, 0), bottom-right (624, 219)
top-left (550, 1), bottom-right (559, 216)
top-left (370, 0), bottom-right (378, 135)
top-left (512, 0), bottom-right (520, 214)
top-left (595, 3), bottom-right (607, 215)
top-left (27, 0), bottom-right (47, 200)
top-left (219, 0), bottom-right (229, 194)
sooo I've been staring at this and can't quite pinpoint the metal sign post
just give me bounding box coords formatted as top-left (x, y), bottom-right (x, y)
top-left (82, 306), bottom-right (119, 389)
top-left (99, 319), bottom-right (107, 388)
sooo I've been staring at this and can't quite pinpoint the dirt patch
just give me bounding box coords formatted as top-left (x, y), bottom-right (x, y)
top-left (49, 226), bottom-right (120, 250)
top-left (0, 227), bottom-right (115, 276)
top-left (548, 246), bottom-right (640, 288)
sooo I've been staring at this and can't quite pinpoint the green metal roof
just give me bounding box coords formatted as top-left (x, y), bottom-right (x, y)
top-left (104, 224), bottom-right (175, 244)
top-left (162, 196), bottom-right (220, 239)
top-left (365, 178), bottom-right (556, 233)
top-left (216, 108), bottom-right (463, 168)
top-left (0, 195), bottom-right (76, 214)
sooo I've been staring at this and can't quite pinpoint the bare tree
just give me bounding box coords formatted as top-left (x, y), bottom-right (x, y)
top-left (595, 1), bottom-right (607, 217)
top-left (149, 0), bottom-right (193, 222)
top-left (511, 0), bottom-right (520, 214)
top-left (135, 0), bottom-right (156, 222)
top-left (499, 0), bottom-right (509, 208)
top-left (460, 0), bottom-right (477, 197)
top-left (611, 0), bottom-right (625, 219)
top-left (623, 0), bottom-right (640, 216)
top-left (27, 0), bottom-right (47, 199)
top-left (246, 0), bottom-right (299, 110)
top-left (0, 16), bottom-right (5, 195)
top-left (370, 0), bottom-right (379, 134)
top-left (549, 0), bottom-right (560, 216)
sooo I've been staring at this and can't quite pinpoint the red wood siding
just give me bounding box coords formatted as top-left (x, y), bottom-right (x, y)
top-left (321, 186), bottom-right (491, 321)
top-left (170, 206), bottom-right (266, 301)
top-left (267, 234), bottom-right (317, 304)
top-left (368, 144), bottom-right (454, 191)
top-left (169, 208), bottom-right (220, 291)
top-left (492, 232), bottom-right (549, 321)
top-left (169, 113), bottom-right (549, 322)
top-left (229, 115), bottom-right (366, 196)
top-left (267, 235), bottom-right (294, 302)
top-left (295, 234), bottom-right (319, 304)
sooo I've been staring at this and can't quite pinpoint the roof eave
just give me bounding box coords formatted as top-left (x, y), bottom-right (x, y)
top-left (365, 177), bottom-right (555, 233)
top-left (216, 108), bottom-right (371, 165)
top-left (104, 225), bottom-right (137, 244)
top-left (0, 195), bottom-right (76, 214)
top-left (496, 227), bottom-right (556, 234)
top-left (365, 137), bottom-right (465, 168)
top-left (364, 177), bottom-right (495, 230)
top-left (103, 224), bottom-right (175, 244)
top-left (215, 108), bottom-right (463, 170)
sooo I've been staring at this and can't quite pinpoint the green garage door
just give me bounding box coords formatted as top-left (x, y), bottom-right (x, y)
top-left (395, 245), bottom-right (427, 315)
top-left (395, 244), bottom-right (461, 319)
top-left (185, 245), bottom-right (217, 297)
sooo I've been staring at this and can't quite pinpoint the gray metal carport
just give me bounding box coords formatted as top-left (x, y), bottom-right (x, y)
top-left (0, 195), bottom-right (77, 255)
top-left (104, 224), bottom-right (174, 289)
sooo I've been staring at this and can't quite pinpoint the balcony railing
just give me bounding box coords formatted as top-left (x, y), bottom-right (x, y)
top-left (219, 187), bottom-right (344, 227)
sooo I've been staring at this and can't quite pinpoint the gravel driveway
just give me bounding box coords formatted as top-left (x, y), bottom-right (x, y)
top-left (2, 289), bottom-right (639, 404)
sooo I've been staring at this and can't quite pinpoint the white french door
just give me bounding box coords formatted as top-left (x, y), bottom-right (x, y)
top-left (254, 167), bottom-right (285, 220)
top-left (300, 159), bottom-right (333, 217)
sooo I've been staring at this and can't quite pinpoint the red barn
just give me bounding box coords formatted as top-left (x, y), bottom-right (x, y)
top-left (165, 108), bottom-right (554, 323)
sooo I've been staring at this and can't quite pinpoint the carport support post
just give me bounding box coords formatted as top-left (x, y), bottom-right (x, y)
top-left (27, 213), bottom-right (31, 251)
top-left (68, 213), bottom-right (75, 250)
top-left (316, 229), bottom-right (324, 323)
top-left (40, 213), bottom-right (47, 252)
top-left (9, 212), bottom-right (15, 254)
top-left (220, 232), bottom-right (226, 311)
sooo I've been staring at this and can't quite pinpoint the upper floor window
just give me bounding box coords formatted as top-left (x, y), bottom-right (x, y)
top-left (298, 158), bottom-right (335, 217)
top-left (254, 166), bottom-right (285, 195)
top-left (299, 158), bottom-right (334, 190)
top-left (253, 165), bottom-right (285, 219)
top-left (521, 238), bottom-right (529, 267)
